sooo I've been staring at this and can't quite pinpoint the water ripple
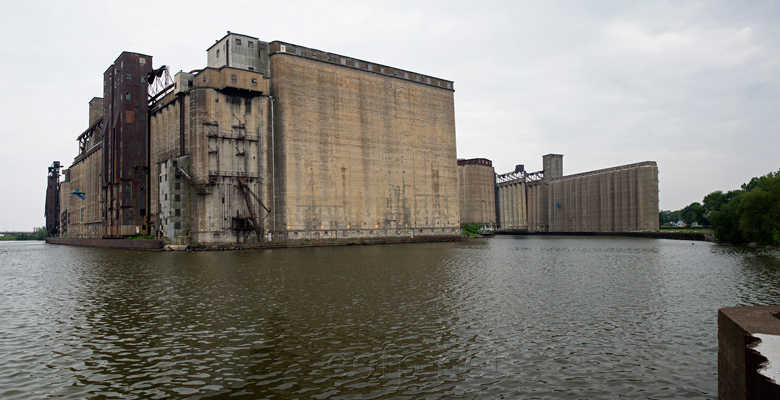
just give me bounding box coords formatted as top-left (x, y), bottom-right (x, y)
top-left (0, 238), bottom-right (778, 398)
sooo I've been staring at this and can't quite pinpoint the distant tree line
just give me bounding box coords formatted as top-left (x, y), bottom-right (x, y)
top-left (0, 228), bottom-right (47, 241)
top-left (659, 169), bottom-right (780, 246)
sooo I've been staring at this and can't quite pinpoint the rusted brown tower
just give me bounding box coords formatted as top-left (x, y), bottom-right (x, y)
top-left (45, 161), bottom-right (61, 236)
top-left (101, 52), bottom-right (153, 237)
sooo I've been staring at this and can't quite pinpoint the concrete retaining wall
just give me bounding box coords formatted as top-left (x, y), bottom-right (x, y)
top-left (47, 237), bottom-right (164, 250)
top-left (718, 305), bottom-right (780, 399)
top-left (495, 230), bottom-right (711, 241)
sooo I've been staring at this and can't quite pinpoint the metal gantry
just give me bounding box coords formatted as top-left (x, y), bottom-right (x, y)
top-left (237, 177), bottom-right (271, 242)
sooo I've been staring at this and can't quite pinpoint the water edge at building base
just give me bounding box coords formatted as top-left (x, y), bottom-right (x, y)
top-left (46, 235), bottom-right (461, 251)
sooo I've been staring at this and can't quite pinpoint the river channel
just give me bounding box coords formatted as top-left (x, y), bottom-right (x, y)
top-left (1, 236), bottom-right (779, 399)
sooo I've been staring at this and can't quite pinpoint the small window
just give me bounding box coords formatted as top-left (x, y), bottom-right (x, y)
top-left (126, 74), bottom-right (131, 81)
top-left (139, 58), bottom-right (146, 64)
top-left (216, 49), bottom-right (220, 58)
top-left (125, 93), bottom-right (131, 100)
top-left (231, 75), bottom-right (237, 83)
top-left (141, 76), bottom-right (146, 83)
top-left (235, 38), bottom-right (241, 46)
top-left (165, 193), bottom-right (168, 200)
top-left (248, 67), bottom-right (254, 71)
top-left (248, 41), bottom-right (254, 48)
top-left (251, 78), bottom-right (257, 84)
top-left (175, 209), bottom-right (181, 216)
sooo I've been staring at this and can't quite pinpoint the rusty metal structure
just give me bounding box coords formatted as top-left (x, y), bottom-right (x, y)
top-left (102, 52), bottom-right (154, 237)
top-left (147, 65), bottom-right (173, 105)
top-left (237, 177), bottom-right (271, 242)
top-left (45, 161), bottom-right (61, 236)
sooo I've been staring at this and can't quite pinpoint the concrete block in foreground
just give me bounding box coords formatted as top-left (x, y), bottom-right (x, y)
top-left (718, 305), bottom-right (780, 399)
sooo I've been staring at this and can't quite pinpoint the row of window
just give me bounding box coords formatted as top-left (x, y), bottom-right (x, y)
top-left (458, 158), bottom-right (492, 167)
top-left (216, 38), bottom-right (265, 58)
top-left (162, 193), bottom-right (182, 202)
top-left (234, 38), bottom-right (254, 48)
top-left (125, 74), bottom-right (146, 83)
top-left (229, 75), bottom-right (259, 84)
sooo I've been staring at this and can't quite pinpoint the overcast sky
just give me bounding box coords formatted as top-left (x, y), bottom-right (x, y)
top-left (1, 0), bottom-right (778, 231)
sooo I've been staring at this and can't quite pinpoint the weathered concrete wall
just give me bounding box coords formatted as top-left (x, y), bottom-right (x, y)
top-left (496, 157), bottom-right (659, 233)
top-left (59, 144), bottom-right (103, 238)
top-left (157, 156), bottom-right (192, 243)
top-left (526, 182), bottom-right (549, 231)
top-left (270, 53), bottom-right (459, 241)
top-left (457, 161), bottom-right (496, 227)
top-left (547, 162), bottom-right (659, 232)
top-left (719, 306), bottom-right (780, 400)
top-left (54, 42), bottom-right (459, 247)
top-left (149, 67), bottom-right (272, 244)
top-left (543, 154), bottom-right (563, 180)
top-left (149, 94), bottom-right (185, 235)
top-left (88, 97), bottom-right (103, 127)
top-left (188, 86), bottom-right (272, 244)
top-left (496, 179), bottom-right (527, 230)
top-left (48, 237), bottom-right (164, 250)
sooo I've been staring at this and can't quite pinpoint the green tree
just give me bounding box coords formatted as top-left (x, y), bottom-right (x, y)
top-left (34, 228), bottom-right (46, 240)
top-left (735, 171), bottom-right (780, 246)
top-left (741, 176), bottom-right (762, 192)
top-left (710, 169), bottom-right (780, 246)
top-left (659, 209), bottom-right (681, 226)
top-left (703, 190), bottom-right (742, 218)
top-left (681, 202), bottom-right (707, 225)
top-left (711, 194), bottom-right (745, 243)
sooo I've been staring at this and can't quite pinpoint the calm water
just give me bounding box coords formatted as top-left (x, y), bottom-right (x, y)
top-left (1, 237), bottom-right (779, 399)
